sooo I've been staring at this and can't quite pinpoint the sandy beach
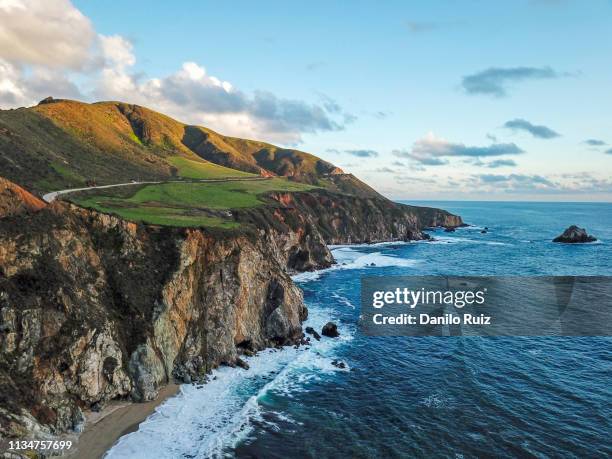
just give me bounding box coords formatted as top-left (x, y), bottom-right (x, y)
top-left (67, 384), bottom-right (181, 459)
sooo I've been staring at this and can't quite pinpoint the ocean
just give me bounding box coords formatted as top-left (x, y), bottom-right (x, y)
top-left (106, 201), bottom-right (612, 458)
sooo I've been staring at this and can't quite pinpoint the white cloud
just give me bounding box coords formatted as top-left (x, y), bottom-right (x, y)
top-left (92, 60), bottom-right (346, 143)
top-left (392, 132), bottom-right (524, 167)
top-left (411, 132), bottom-right (524, 158)
top-left (0, 0), bottom-right (96, 70)
top-left (0, 59), bottom-right (82, 106)
top-left (99, 35), bottom-right (135, 69)
top-left (0, 0), bottom-right (349, 144)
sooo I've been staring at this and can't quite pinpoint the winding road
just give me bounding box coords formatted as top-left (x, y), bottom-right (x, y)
top-left (42, 176), bottom-right (271, 203)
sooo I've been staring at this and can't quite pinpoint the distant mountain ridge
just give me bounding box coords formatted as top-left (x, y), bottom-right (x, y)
top-left (0, 97), bottom-right (343, 194)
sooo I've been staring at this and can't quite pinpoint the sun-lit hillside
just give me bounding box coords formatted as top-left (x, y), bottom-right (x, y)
top-left (0, 98), bottom-right (345, 194)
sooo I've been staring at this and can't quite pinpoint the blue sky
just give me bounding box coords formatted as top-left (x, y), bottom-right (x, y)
top-left (1, 0), bottom-right (611, 200)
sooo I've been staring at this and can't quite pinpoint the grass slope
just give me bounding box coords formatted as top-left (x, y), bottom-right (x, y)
top-left (69, 178), bottom-right (317, 228)
top-left (0, 98), bottom-right (348, 195)
top-left (166, 156), bottom-right (254, 179)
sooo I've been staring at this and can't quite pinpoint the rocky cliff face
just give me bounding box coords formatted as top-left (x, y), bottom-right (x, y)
top-left (0, 180), bottom-right (462, 440)
top-left (0, 200), bottom-right (306, 439)
top-left (234, 190), bottom-right (462, 271)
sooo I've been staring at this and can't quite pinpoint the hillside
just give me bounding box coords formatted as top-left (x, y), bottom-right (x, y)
top-left (0, 98), bottom-right (343, 194)
top-left (0, 97), bottom-right (464, 234)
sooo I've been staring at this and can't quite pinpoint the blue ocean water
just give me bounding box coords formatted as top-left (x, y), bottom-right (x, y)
top-left (107, 202), bottom-right (612, 459)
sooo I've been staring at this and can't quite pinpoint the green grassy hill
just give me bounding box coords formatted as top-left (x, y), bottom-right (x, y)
top-left (69, 177), bottom-right (317, 228)
top-left (0, 98), bottom-right (344, 194)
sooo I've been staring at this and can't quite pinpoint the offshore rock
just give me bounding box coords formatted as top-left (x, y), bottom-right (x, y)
top-left (553, 225), bottom-right (597, 243)
top-left (305, 327), bottom-right (321, 341)
top-left (321, 322), bottom-right (340, 338)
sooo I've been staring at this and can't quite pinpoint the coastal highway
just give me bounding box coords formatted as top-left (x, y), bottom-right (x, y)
top-left (42, 176), bottom-right (271, 203)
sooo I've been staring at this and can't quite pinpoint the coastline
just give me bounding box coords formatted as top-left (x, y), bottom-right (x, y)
top-left (67, 384), bottom-right (181, 459)
top-left (67, 244), bottom-right (350, 458)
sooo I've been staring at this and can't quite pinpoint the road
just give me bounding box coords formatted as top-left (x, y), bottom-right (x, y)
top-left (42, 177), bottom-right (270, 203)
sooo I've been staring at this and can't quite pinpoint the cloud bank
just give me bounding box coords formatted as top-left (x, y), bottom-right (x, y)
top-left (345, 149), bottom-right (379, 158)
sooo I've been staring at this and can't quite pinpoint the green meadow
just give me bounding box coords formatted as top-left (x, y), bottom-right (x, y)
top-left (69, 178), bottom-right (317, 228)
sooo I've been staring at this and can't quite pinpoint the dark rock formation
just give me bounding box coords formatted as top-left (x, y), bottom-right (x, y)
top-left (305, 326), bottom-right (321, 341)
top-left (553, 226), bottom-right (597, 243)
top-left (235, 358), bottom-right (250, 370)
top-left (331, 360), bottom-right (346, 369)
top-left (321, 322), bottom-right (340, 338)
top-left (444, 227), bottom-right (456, 233)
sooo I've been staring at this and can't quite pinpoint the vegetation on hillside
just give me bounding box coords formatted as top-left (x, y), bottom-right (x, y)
top-left (166, 156), bottom-right (254, 179)
top-left (68, 178), bottom-right (317, 228)
top-left (0, 98), bottom-right (345, 194)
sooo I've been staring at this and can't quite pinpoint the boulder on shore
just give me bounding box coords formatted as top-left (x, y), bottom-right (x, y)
top-left (321, 322), bottom-right (340, 338)
top-left (305, 326), bottom-right (321, 340)
top-left (553, 225), bottom-right (597, 243)
top-left (235, 357), bottom-right (250, 370)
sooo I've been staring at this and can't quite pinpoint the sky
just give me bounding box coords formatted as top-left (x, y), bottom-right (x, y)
top-left (0, 0), bottom-right (611, 201)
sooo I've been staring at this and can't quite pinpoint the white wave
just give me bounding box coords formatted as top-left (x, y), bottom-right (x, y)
top-left (292, 247), bottom-right (420, 283)
top-left (291, 270), bottom-right (325, 282)
top-left (106, 306), bottom-right (352, 459)
top-left (331, 292), bottom-right (355, 309)
top-left (420, 393), bottom-right (454, 409)
top-left (328, 240), bottom-right (410, 249)
top-left (420, 236), bottom-right (509, 246)
top-left (564, 239), bottom-right (603, 245)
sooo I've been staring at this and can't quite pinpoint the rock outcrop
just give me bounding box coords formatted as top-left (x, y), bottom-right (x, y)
top-left (304, 326), bottom-right (321, 341)
top-left (321, 322), bottom-right (340, 338)
top-left (228, 189), bottom-right (461, 273)
top-left (553, 226), bottom-right (597, 243)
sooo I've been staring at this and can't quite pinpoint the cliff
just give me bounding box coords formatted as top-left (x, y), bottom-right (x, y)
top-left (0, 177), bottom-right (461, 440)
top-left (0, 198), bottom-right (306, 439)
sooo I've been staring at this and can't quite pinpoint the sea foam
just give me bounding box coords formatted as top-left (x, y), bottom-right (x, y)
top-left (106, 301), bottom-right (352, 459)
top-left (292, 246), bottom-right (420, 282)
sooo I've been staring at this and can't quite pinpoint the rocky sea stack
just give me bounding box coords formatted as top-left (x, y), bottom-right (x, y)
top-left (553, 225), bottom-right (597, 243)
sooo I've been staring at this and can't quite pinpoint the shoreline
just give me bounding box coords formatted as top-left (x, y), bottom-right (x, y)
top-left (67, 384), bottom-right (181, 459)
top-left (67, 246), bottom-right (344, 458)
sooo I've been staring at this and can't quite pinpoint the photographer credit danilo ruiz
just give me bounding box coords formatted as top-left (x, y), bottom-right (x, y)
top-left (359, 276), bottom-right (612, 337)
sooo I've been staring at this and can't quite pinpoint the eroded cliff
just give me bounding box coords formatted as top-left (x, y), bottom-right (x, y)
top-left (0, 179), bottom-right (462, 440)
top-left (0, 200), bottom-right (307, 439)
